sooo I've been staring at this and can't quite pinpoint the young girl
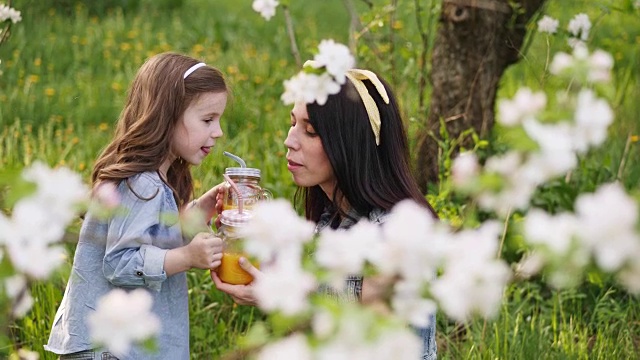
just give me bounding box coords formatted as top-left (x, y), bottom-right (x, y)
top-left (212, 66), bottom-right (438, 359)
top-left (46, 52), bottom-right (229, 359)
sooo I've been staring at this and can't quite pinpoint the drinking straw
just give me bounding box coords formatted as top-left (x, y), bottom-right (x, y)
top-left (223, 173), bottom-right (244, 214)
top-left (223, 151), bottom-right (247, 168)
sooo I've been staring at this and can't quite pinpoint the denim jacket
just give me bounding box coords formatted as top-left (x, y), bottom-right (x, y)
top-left (315, 207), bottom-right (437, 360)
top-left (45, 171), bottom-right (190, 359)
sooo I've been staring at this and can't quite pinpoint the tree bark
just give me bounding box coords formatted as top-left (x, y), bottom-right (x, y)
top-left (415, 0), bottom-right (547, 191)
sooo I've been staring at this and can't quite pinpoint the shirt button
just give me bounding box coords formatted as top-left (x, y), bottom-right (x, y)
top-left (136, 271), bottom-right (143, 276)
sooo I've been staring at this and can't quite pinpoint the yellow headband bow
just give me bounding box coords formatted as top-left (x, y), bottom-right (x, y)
top-left (303, 60), bottom-right (390, 145)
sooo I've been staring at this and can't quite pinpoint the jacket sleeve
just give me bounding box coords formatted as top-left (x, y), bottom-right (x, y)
top-left (103, 174), bottom-right (170, 292)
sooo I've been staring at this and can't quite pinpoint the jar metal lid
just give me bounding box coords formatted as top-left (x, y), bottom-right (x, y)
top-left (220, 209), bottom-right (253, 227)
top-left (225, 167), bottom-right (261, 179)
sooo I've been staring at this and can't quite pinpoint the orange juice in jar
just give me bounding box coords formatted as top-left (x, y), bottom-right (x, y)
top-left (222, 167), bottom-right (272, 211)
top-left (215, 209), bottom-right (259, 285)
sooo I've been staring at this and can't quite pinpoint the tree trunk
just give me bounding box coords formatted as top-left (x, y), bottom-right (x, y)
top-left (415, 0), bottom-right (547, 191)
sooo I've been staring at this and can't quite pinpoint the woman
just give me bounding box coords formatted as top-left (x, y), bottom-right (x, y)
top-left (213, 66), bottom-right (437, 359)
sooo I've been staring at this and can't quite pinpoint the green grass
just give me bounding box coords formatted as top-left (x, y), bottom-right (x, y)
top-left (2, 0), bottom-right (640, 358)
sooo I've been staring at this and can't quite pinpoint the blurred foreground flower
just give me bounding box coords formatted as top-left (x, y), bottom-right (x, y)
top-left (252, 0), bottom-right (279, 21)
top-left (0, 4), bottom-right (21, 23)
top-left (88, 289), bottom-right (161, 357)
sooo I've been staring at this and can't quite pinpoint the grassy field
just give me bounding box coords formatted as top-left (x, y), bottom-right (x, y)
top-left (1, 0), bottom-right (640, 358)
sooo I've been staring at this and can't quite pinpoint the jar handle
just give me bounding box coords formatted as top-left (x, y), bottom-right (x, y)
top-left (260, 188), bottom-right (273, 200)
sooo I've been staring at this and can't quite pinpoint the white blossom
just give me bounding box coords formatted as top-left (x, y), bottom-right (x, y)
top-left (253, 257), bottom-right (316, 315)
top-left (549, 52), bottom-right (574, 75)
top-left (575, 183), bottom-right (640, 271)
top-left (4, 274), bottom-right (34, 317)
top-left (7, 241), bottom-right (66, 279)
top-left (379, 200), bottom-right (441, 281)
top-left (22, 161), bottom-right (88, 225)
top-left (372, 329), bottom-right (423, 360)
top-left (312, 39), bottom-right (355, 84)
top-left (451, 152), bottom-right (479, 189)
top-left (0, 4), bottom-right (21, 23)
top-left (537, 15), bottom-right (559, 34)
top-left (252, 0), bottom-right (279, 21)
top-left (242, 199), bottom-right (315, 262)
top-left (497, 88), bottom-right (546, 126)
top-left (572, 89), bottom-right (613, 152)
top-left (281, 72), bottom-right (341, 106)
top-left (523, 209), bottom-right (578, 254)
top-left (315, 220), bottom-right (382, 281)
top-left (588, 49), bottom-right (614, 83)
top-left (391, 280), bottom-right (437, 328)
top-left (258, 333), bottom-right (312, 360)
top-left (312, 309), bottom-right (335, 338)
top-left (567, 13), bottom-right (591, 41)
top-left (431, 222), bottom-right (511, 321)
top-left (88, 289), bottom-right (161, 357)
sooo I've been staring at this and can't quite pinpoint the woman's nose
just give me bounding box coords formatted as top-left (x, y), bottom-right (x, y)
top-left (284, 128), bottom-right (298, 150)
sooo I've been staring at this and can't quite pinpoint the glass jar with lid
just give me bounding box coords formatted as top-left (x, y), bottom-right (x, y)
top-left (222, 167), bottom-right (272, 211)
top-left (215, 209), bottom-right (259, 285)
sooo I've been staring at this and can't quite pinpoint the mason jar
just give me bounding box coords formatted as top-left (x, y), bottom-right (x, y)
top-left (222, 167), bottom-right (272, 211)
top-left (215, 209), bottom-right (258, 285)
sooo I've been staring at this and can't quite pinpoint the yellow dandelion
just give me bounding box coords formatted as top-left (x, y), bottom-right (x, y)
top-left (0, 95), bottom-right (7, 102)
top-left (631, 135), bottom-right (639, 143)
top-left (260, 52), bottom-right (269, 61)
top-left (71, 35), bottom-right (79, 44)
top-left (120, 43), bottom-right (132, 51)
top-left (254, 76), bottom-right (263, 84)
top-left (90, 17), bottom-right (99, 24)
top-left (111, 82), bottom-right (123, 91)
top-left (72, 137), bottom-right (79, 144)
top-left (192, 44), bottom-right (205, 54)
top-left (226, 65), bottom-right (239, 75)
top-left (79, 162), bottom-right (86, 171)
top-left (99, 123), bottom-right (109, 131)
top-left (238, 74), bottom-right (248, 81)
top-left (278, 59), bottom-right (287, 67)
top-left (59, 159), bottom-right (66, 166)
top-left (392, 20), bottom-right (404, 30)
top-left (45, 88), bottom-right (56, 97)
top-left (34, 58), bottom-right (42, 67)
top-left (127, 30), bottom-right (138, 39)
top-left (194, 179), bottom-right (202, 190)
top-left (28, 75), bottom-right (39, 84)
top-left (80, 38), bottom-right (88, 46)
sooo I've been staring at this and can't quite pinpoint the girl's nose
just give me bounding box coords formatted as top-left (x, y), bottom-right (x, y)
top-left (211, 122), bottom-right (223, 138)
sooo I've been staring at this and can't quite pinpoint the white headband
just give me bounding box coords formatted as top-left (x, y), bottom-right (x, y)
top-left (183, 62), bottom-right (206, 79)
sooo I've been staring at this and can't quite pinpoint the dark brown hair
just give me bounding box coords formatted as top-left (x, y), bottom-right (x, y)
top-left (92, 52), bottom-right (227, 207)
top-left (296, 75), bottom-right (437, 224)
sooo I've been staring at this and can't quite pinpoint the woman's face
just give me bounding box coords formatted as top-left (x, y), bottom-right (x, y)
top-left (284, 102), bottom-right (336, 197)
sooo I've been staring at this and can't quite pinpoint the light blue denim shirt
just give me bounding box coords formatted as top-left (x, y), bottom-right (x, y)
top-left (45, 171), bottom-right (190, 359)
top-left (315, 207), bottom-right (437, 360)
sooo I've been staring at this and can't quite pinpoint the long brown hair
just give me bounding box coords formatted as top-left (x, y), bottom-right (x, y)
top-left (92, 52), bottom-right (227, 207)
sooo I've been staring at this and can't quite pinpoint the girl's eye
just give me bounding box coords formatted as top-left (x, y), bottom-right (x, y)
top-left (204, 118), bottom-right (213, 124)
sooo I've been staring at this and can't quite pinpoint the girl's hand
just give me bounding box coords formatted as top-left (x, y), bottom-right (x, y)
top-left (186, 232), bottom-right (224, 270)
top-left (211, 257), bottom-right (262, 306)
top-left (189, 182), bottom-right (225, 224)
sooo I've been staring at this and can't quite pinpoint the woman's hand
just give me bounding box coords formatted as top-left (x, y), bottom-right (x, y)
top-left (211, 257), bottom-right (262, 306)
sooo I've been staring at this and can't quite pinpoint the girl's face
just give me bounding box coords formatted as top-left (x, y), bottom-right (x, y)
top-left (284, 102), bottom-right (336, 198)
top-left (168, 91), bottom-right (227, 171)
